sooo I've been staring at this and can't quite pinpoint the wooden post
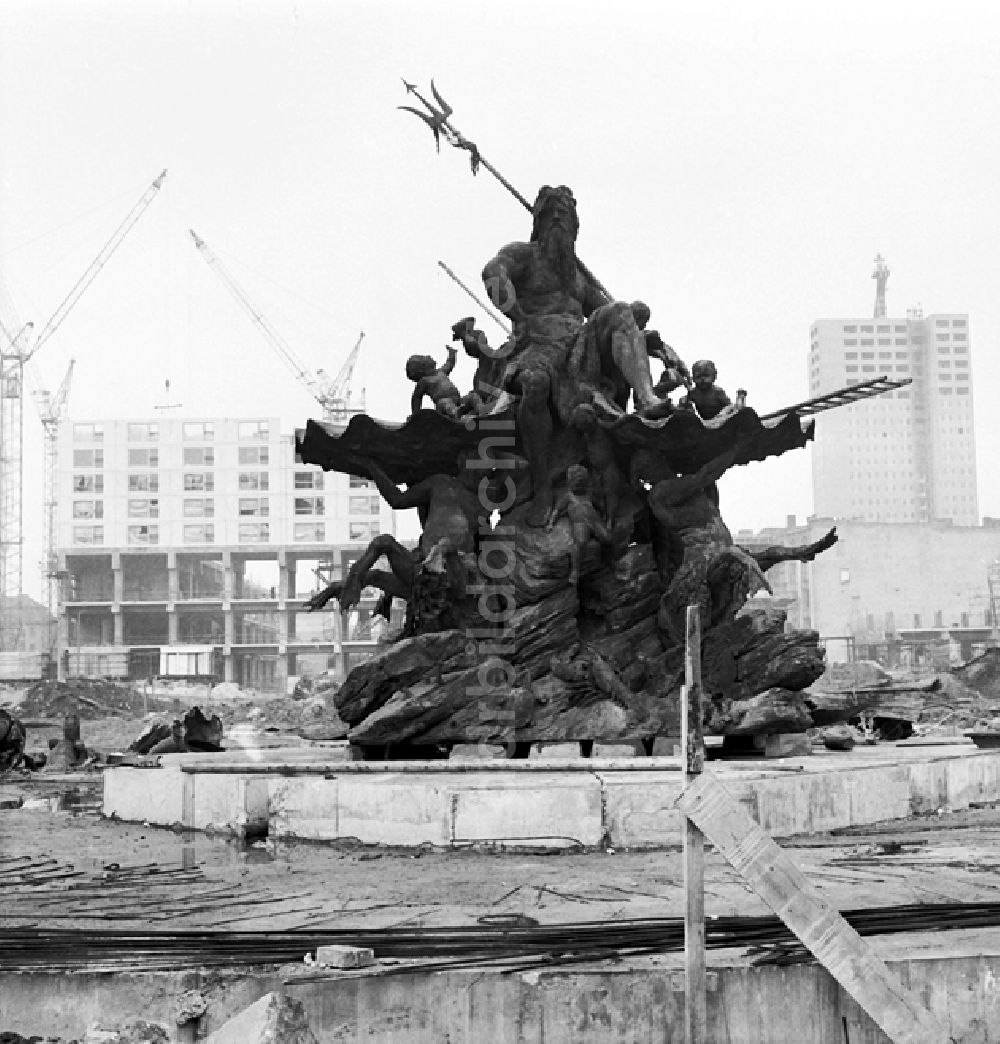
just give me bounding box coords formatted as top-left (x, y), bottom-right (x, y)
top-left (681, 605), bottom-right (707, 1044)
top-left (676, 774), bottom-right (950, 1042)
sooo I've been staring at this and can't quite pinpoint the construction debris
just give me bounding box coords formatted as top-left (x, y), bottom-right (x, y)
top-left (206, 992), bottom-right (317, 1044)
top-left (312, 943), bottom-right (375, 969)
top-left (19, 679), bottom-right (141, 720)
top-left (128, 707), bottom-right (224, 755)
top-left (0, 708), bottom-right (27, 770)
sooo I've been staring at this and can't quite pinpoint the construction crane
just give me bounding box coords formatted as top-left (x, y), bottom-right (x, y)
top-left (189, 230), bottom-right (365, 423)
top-left (32, 359), bottom-right (75, 641)
top-left (0, 169), bottom-right (167, 650)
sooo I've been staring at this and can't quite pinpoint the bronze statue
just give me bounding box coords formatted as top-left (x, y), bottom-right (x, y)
top-left (406, 347), bottom-right (461, 417)
top-left (546, 464), bottom-right (621, 586)
top-left (571, 402), bottom-right (625, 526)
top-left (679, 360), bottom-right (732, 420)
top-left (482, 185), bottom-right (682, 524)
top-left (451, 316), bottom-right (510, 416)
top-left (306, 455), bottom-right (483, 618)
top-left (295, 163), bottom-right (848, 753)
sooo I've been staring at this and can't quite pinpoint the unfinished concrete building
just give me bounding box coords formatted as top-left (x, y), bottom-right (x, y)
top-left (56, 416), bottom-right (398, 691)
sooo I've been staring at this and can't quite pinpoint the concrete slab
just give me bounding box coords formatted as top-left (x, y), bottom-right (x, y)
top-left (7, 943), bottom-right (1000, 1043)
top-left (102, 745), bottom-right (1000, 850)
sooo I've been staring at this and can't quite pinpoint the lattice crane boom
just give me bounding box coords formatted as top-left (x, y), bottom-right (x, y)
top-left (188, 229), bottom-right (323, 398)
top-left (189, 230), bottom-right (365, 423)
top-left (0, 170), bottom-right (166, 650)
top-left (316, 330), bottom-right (365, 420)
top-left (28, 170), bottom-right (168, 365)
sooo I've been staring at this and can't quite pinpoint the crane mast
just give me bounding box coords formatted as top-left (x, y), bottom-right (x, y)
top-left (189, 230), bottom-right (365, 423)
top-left (0, 170), bottom-right (167, 650)
top-left (34, 359), bottom-right (75, 640)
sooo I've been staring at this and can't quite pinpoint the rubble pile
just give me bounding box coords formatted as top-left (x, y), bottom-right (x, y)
top-left (19, 679), bottom-right (141, 720)
top-left (805, 655), bottom-right (1000, 740)
top-left (128, 706), bottom-right (225, 754)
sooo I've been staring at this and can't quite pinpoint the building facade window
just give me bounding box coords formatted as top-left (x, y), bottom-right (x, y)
top-left (127, 524), bottom-right (159, 545)
top-left (183, 524), bottom-right (215, 544)
top-left (184, 473), bottom-right (214, 492)
top-left (73, 474), bottom-right (104, 493)
top-left (183, 421), bottom-right (214, 440)
top-left (73, 525), bottom-right (104, 545)
top-left (73, 449), bottom-right (104, 467)
top-left (349, 521), bottom-right (379, 541)
top-left (238, 420), bottom-right (269, 440)
top-left (128, 498), bottom-right (159, 518)
top-left (349, 495), bottom-right (380, 514)
top-left (127, 422), bottom-right (159, 441)
top-left (128, 448), bottom-right (158, 467)
top-left (239, 472), bottom-right (269, 491)
top-left (238, 446), bottom-right (269, 465)
top-left (183, 498), bottom-right (215, 517)
top-left (73, 423), bottom-right (104, 441)
top-left (73, 500), bottom-right (103, 519)
top-left (294, 522), bottom-right (325, 542)
top-left (238, 498), bottom-right (269, 517)
top-left (295, 471), bottom-right (323, 490)
top-left (128, 473), bottom-right (159, 492)
top-left (349, 475), bottom-right (375, 489)
top-left (295, 496), bottom-right (324, 515)
top-left (183, 447), bottom-right (214, 467)
top-left (238, 522), bottom-right (270, 542)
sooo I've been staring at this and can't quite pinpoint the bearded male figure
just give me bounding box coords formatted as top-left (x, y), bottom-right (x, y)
top-left (482, 185), bottom-right (678, 525)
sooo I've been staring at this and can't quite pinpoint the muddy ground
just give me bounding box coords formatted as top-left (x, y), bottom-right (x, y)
top-left (4, 771), bottom-right (1000, 934)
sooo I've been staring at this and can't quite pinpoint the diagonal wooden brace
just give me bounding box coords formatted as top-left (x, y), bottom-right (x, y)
top-left (675, 773), bottom-right (952, 1044)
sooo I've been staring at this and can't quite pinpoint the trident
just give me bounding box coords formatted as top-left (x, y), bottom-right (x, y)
top-left (399, 78), bottom-right (613, 302)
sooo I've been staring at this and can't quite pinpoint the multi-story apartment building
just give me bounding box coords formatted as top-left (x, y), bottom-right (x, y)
top-left (737, 517), bottom-right (1000, 664)
top-left (809, 310), bottom-right (977, 524)
top-left (55, 415), bottom-right (398, 691)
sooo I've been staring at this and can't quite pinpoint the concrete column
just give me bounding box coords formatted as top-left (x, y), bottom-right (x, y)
top-left (278, 552), bottom-right (290, 605)
top-left (222, 550), bottom-right (233, 604)
top-left (112, 551), bottom-right (123, 608)
top-left (167, 550), bottom-right (178, 605)
top-left (113, 608), bottom-right (124, 646)
top-left (275, 652), bottom-right (289, 695)
top-left (168, 608), bottom-right (178, 643)
top-left (56, 611), bottom-right (70, 682)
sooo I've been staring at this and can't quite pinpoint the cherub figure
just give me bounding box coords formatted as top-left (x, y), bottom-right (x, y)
top-left (451, 316), bottom-right (512, 416)
top-left (546, 464), bottom-right (620, 586)
top-left (679, 359), bottom-right (732, 420)
top-left (407, 347), bottom-right (460, 417)
top-left (571, 402), bottom-right (626, 526)
top-left (632, 301), bottom-right (691, 400)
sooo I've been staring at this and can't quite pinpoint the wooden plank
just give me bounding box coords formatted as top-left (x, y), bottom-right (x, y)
top-left (676, 774), bottom-right (950, 1043)
top-left (681, 606), bottom-right (707, 1044)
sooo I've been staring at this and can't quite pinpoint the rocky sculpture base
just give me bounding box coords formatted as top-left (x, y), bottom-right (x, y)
top-left (298, 388), bottom-right (832, 753)
top-left (333, 532), bottom-right (826, 751)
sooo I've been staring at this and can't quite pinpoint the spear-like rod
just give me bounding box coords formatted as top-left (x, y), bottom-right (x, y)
top-left (400, 79), bottom-right (613, 303)
top-left (437, 261), bottom-right (511, 336)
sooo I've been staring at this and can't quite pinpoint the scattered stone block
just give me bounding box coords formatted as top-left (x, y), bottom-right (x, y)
top-left (0, 787), bottom-right (25, 809)
top-left (116, 1020), bottom-right (170, 1043)
top-left (315, 943), bottom-right (376, 968)
top-left (761, 732), bottom-right (812, 757)
top-left (530, 743), bottom-right (580, 759)
top-left (449, 743), bottom-right (506, 759)
top-left (593, 742), bottom-right (638, 758)
top-left (645, 736), bottom-right (681, 756)
top-left (206, 991), bottom-right (317, 1044)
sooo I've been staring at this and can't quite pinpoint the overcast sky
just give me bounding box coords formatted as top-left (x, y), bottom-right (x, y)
top-left (2, 1), bottom-right (998, 598)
